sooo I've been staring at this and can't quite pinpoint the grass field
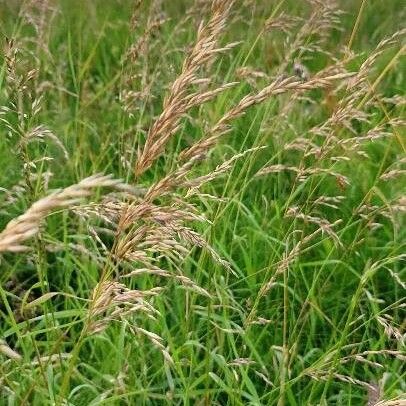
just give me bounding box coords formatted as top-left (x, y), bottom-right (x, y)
top-left (0, 0), bottom-right (405, 404)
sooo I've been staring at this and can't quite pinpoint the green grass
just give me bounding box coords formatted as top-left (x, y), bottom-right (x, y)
top-left (0, 0), bottom-right (405, 405)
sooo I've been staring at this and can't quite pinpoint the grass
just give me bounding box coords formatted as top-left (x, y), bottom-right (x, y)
top-left (0, 0), bottom-right (405, 405)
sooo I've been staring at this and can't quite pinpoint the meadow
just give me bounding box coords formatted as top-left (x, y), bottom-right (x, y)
top-left (0, 0), bottom-right (405, 404)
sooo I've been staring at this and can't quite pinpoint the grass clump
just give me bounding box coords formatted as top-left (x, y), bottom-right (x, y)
top-left (0, 0), bottom-right (405, 404)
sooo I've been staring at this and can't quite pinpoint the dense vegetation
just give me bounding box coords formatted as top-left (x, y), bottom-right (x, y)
top-left (0, 0), bottom-right (405, 404)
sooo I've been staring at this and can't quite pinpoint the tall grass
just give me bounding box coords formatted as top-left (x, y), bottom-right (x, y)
top-left (0, 0), bottom-right (405, 404)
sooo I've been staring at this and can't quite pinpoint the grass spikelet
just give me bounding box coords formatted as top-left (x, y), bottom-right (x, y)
top-left (135, 0), bottom-right (235, 174)
top-left (0, 174), bottom-right (123, 252)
